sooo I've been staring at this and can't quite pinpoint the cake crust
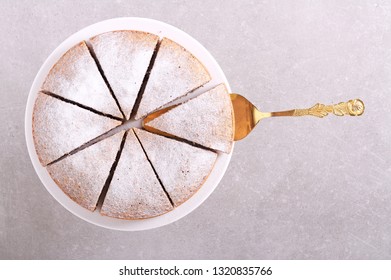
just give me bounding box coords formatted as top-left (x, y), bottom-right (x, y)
top-left (135, 37), bottom-right (211, 119)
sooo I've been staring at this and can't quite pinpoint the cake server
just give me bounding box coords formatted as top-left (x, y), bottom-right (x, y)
top-left (143, 95), bottom-right (365, 141)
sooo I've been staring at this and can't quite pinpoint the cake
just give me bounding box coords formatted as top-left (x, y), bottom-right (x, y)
top-left (41, 41), bottom-right (122, 119)
top-left (134, 128), bottom-right (217, 207)
top-left (32, 92), bottom-right (121, 166)
top-left (32, 30), bottom-right (233, 221)
top-left (89, 31), bottom-right (159, 118)
top-left (143, 83), bottom-right (234, 153)
top-left (46, 132), bottom-right (125, 211)
top-left (135, 37), bottom-right (211, 119)
top-left (101, 130), bottom-right (173, 219)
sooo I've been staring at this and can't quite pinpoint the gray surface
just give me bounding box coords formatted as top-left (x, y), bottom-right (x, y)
top-left (1, 0), bottom-right (390, 259)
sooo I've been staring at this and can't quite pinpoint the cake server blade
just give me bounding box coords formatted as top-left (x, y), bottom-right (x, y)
top-left (143, 95), bottom-right (365, 141)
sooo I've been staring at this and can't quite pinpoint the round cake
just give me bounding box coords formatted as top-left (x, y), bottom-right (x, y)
top-left (32, 30), bottom-right (234, 220)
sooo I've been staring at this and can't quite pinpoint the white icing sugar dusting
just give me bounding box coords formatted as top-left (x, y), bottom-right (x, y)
top-left (90, 31), bottom-right (159, 118)
top-left (134, 128), bottom-right (217, 207)
top-left (46, 132), bottom-right (124, 211)
top-left (32, 93), bottom-right (121, 166)
top-left (101, 130), bottom-right (173, 219)
top-left (135, 37), bottom-right (211, 119)
top-left (146, 84), bottom-right (234, 153)
top-left (41, 41), bottom-right (122, 118)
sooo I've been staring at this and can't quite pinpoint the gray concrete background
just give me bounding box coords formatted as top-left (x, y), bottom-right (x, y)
top-left (1, 0), bottom-right (390, 259)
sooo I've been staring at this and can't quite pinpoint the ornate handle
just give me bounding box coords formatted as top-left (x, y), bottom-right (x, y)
top-left (271, 99), bottom-right (365, 118)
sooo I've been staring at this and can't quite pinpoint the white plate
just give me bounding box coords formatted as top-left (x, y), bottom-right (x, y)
top-left (25, 17), bottom-right (233, 231)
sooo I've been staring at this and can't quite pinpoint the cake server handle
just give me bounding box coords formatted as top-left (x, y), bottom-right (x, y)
top-left (265, 99), bottom-right (365, 118)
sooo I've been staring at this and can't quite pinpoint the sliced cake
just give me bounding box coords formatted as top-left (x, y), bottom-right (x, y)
top-left (89, 31), bottom-right (159, 118)
top-left (41, 41), bottom-right (122, 118)
top-left (101, 130), bottom-right (173, 219)
top-left (134, 128), bottom-right (217, 207)
top-left (135, 37), bottom-right (211, 119)
top-left (46, 132), bottom-right (125, 211)
top-left (144, 83), bottom-right (234, 153)
top-left (32, 93), bottom-right (121, 166)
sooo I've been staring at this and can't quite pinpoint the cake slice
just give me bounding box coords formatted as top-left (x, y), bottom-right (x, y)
top-left (144, 84), bottom-right (234, 153)
top-left (46, 132), bottom-right (125, 211)
top-left (89, 31), bottom-right (159, 118)
top-left (134, 128), bottom-right (217, 207)
top-left (41, 41), bottom-right (122, 118)
top-left (32, 93), bottom-right (121, 166)
top-left (101, 130), bottom-right (173, 219)
top-left (135, 38), bottom-right (211, 119)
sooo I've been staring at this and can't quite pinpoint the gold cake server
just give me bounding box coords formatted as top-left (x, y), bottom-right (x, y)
top-left (143, 95), bottom-right (365, 141)
top-left (230, 95), bottom-right (365, 140)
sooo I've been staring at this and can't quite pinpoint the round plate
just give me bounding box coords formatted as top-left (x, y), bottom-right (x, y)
top-left (25, 17), bottom-right (233, 231)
